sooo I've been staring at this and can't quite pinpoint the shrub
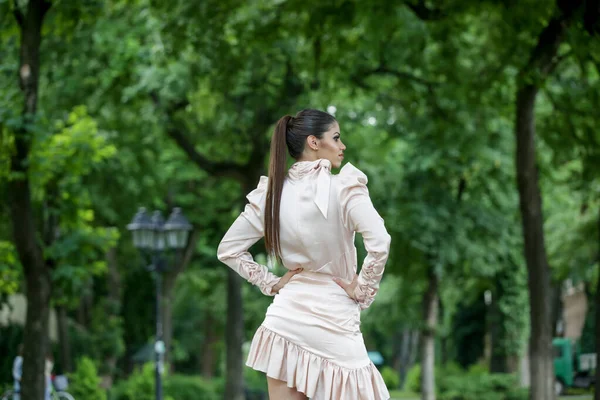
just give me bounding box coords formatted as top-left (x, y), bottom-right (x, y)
top-left (164, 374), bottom-right (219, 400)
top-left (244, 366), bottom-right (268, 399)
top-left (466, 362), bottom-right (488, 376)
top-left (111, 364), bottom-right (174, 400)
top-left (381, 366), bottom-right (400, 390)
top-left (403, 362), bottom-right (528, 400)
top-left (404, 364), bottom-right (421, 393)
top-left (438, 373), bottom-right (528, 400)
top-left (404, 363), bottom-right (462, 393)
top-left (68, 356), bottom-right (106, 400)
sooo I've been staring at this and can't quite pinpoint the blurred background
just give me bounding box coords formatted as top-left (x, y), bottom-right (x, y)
top-left (0, 0), bottom-right (599, 399)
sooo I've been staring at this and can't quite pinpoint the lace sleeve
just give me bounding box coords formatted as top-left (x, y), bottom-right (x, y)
top-left (338, 163), bottom-right (391, 310)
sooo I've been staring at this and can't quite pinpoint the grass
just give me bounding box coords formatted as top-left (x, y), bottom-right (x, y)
top-left (388, 391), bottom-right (593, 400)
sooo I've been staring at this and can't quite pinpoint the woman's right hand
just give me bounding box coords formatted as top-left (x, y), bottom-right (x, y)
top-left (333, 274), bottom-right (359, 301)
top-left (272, 268), bottom-right (303, 294)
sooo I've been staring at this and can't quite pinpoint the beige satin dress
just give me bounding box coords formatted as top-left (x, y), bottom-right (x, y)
top-left (217, 158), bottom-right (391, 400)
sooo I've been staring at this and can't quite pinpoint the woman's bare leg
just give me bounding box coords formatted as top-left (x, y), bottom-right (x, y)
top-left (267, 376), bottom-right (308, 400)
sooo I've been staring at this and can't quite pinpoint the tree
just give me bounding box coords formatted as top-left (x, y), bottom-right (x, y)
top-left (513, 1), bottom-right (600, 397)
top-left (6, 1), bottom-right (53, 398)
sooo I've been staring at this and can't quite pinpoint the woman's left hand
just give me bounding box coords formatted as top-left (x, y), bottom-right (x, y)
top-left (272, 268), bottom-right (303, 294)
top-left (333, 274), bottom-right (359, 300)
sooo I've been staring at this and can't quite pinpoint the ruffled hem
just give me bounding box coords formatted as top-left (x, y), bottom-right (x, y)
top-left (246, 326), bottom-right (390, 400)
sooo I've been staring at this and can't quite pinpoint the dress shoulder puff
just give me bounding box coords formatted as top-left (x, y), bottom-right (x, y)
top-left (242, 176), bottom-right (268, 231)
top-left (246, 176), bottom-right (269, 209)
top-left (338, 162), bottom-right (368, 187)
top-left (336, 163), bottom-right (371, 227)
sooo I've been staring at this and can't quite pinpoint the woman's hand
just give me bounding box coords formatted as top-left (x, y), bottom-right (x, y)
top-left (272, 268), bottom-right (303, 294)
top-left (333, 274), bottom-right (359, 300)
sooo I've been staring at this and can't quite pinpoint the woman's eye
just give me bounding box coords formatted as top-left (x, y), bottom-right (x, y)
top-left (334, 136), bottom-right (339, 141)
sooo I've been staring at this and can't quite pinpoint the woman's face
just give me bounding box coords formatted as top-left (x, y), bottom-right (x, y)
top-left (313, 122), bottom-right (346, 169)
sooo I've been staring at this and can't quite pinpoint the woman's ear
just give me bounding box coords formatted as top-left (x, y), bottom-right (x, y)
top-left (306, 135), bottom-right (319, 151)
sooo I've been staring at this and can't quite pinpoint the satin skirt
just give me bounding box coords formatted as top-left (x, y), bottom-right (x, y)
top-left (246, 270), bottom-right (390, 400)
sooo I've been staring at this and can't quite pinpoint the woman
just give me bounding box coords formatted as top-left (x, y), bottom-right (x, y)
top-left (45, 353), bottom-right (54, 400)
top-left (218, 109), bottom-right (391, 400)
top-left (12, 345), bottom-right (23, 400)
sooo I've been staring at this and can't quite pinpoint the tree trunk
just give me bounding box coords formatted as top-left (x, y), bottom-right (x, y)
top-left (394, 329), bottom-right (407, 387)
top-left (489, 279), bottom-right (509, 373)
top-left (8, 2), bottom-right (52, 400)
top-left (409, 329), bottom-right (420, 367)
top-left (57, 305), bottom-right (72, 373)
top-left (421, 267), bottom-right (438, 400)
top-left (514, 4), bottom-right (583, 398)
top-left (225, 270), bottom-right (245, 400)
top-left (489, 297), bottom-right (508, 373)
top-left (161, 231), bottom-right (197, 371)
top-left (551, 282), bottom-right (563, 336)
top-left (162, 275), bottom-right (175, 372)
top-left (516, 82), bottom-right (556, 400)
top-left (595, 207), bottom-right (600, 400)
top-left (397, 328), bottom-right (419, 388)
top-left (104, 247), bottom-right (121, 379)
top-left (201, 314), bottom-right (217, 378)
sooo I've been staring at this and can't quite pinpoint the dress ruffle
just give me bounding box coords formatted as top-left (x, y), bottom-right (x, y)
top-left (246, 325), bottom-right (390, 400)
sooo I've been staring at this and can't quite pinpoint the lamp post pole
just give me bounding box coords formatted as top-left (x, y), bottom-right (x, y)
top-left (127, 207), bottom-right (192, 400)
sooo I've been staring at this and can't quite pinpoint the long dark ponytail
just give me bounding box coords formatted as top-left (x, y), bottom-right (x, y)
top-left (264, 109), bottom-right (337, 261)
top-left (265, 115), bottom-right (292, 261)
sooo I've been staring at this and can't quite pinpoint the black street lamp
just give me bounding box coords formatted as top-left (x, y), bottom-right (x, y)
top-left (127, 207), bottom-right (192, 400)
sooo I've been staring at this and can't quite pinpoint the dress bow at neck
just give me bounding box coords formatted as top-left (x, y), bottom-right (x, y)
top-left (288, 159), bottom-right (332, 219)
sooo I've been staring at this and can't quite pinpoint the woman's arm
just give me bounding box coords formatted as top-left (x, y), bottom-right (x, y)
top-left (217, 211), bottom-right (282, 296)
top-left (337, 163), bottom-right (391, 310)
top-left (217, 176), bottom-right (282, 296)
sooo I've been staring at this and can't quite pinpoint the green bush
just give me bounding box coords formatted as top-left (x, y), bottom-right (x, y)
top-left (68, 357), bottom-right (106, 400)
top-left (163, 374), bottom-right (219, 400)
top-left (244, 368), bottom-right (268, 393)
top-left (404, 364), bottom-right (421, 393)
top-left (381, 366), bottom-right (400, 390)
top-left (404, 363), bottom-right (461, 393)
top-left (466, 362), bottom-right (488, 376)
top-left (110, 365), bottom-right (224, 400)
top-left (438, 373), bottom-right (528, 400)
top-left (403, 363), bottom-right (527, 400)
top-left (111, 364), bottom-right (174, 400)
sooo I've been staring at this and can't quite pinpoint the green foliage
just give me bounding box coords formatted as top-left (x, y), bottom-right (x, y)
top-left (0, 325), bottom-right (23, 387)
top-left (404, 364), bottom-right (421, 393)
top-left (163, 374), bottom-right (221, 400)
top-left (1, 0), bottom-right (598, 397)
top-left (111, 366), bottom-right (221, 400)
top-left (0, 241), bottom-right (20, 298)
top-left (111, 364), bottom-right (173, 400)
top-left (438, 373), bottom-right (528, 400)
top-left (381, 366), bottom-right (401, 391)
top-left (68, 357), bottom-right (106, 400)
top-left (405, 363), bottom-right (528, 400)
top-left (68, 299), bottom-right (125, 375)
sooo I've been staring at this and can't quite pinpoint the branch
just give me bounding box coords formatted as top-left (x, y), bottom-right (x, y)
top-left (174, 229), bottom-right (199, 276)
top-left (40, 0), bottom-right (52, 18)
top-left (405, 0), bottom-right (446, 21)
top-left (518, 7), bottom-right (578, 86)
top-left (311, 35), bottom-right (321, 90)
top-left (165, 126), bottom-right (246, 180)
top-left (150, 91), bottom-right (248, 181)
top-left (351, 64), bottom-right (439, 91)
top-left (371, 65), bottom-right (439, 87)
top-left (12, 0), bottom-right (24, 27)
